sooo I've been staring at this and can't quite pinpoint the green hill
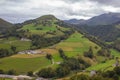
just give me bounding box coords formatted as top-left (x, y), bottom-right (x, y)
top-left (20, 15), bottom-right (71, 37)
top-left (0, 15), bottom-right (72, 52)
top-left (0, 15), bottom-right (120, 80)
top-left (0, 18), bottom-right (13, 34)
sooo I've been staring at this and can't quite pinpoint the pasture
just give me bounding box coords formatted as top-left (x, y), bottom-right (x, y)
top-left (0, 32), bottom-right (102, 74)
top-left (0, 37), bottom-right (31, 52)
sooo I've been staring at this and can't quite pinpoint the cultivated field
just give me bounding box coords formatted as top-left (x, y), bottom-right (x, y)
top-left (0, 32), bottom-right (101, 74)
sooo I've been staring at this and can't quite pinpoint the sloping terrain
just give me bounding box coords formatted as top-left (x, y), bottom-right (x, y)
top-left (0, 18), bottom-right (13, 34)
top-left (0, 32), bottom-right (100, 74)
top-left (21, 15), bottom-right (70, 36)
top-left (0, 15), bottom-right (71, 51)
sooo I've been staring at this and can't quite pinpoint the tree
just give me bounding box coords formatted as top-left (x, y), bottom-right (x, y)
top-left (11, 46), bottom-right (16, 53)
top-left (56, 66), bottom-right (70, 77)
top-left (46, 54), bottom-right (53, 64)
top-left (97, 48), bottom-right (111, 57)
top-left (0, 49), bottom-right (9, 58)
top-left (112, 74), bottom-right (119, 80)
top-left (27, 71), bottom-right (33, 76)
top-left (0, 69), bottom-right (4, 74)
top-left (58, 49), bottom-right (67, 59)
top-left (114, 67), bottom-right (120, 75)
top-left (37, 67), bottom-right (56, 78)
top-left (7, 69), bottom-right (16, 75)
top-left (46, 54), bottom-right (52, 60)
top-left (84, 46), bottom-right (94, 58)
top-left (61, 58), bottom-right (80, 70)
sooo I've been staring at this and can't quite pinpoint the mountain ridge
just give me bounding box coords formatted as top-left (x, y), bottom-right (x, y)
top-left (64, 12), bottom-right (120, 26)
top-left (0, 18), bottom-right (13, 33)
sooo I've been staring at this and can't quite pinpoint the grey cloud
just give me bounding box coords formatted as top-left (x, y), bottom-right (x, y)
top-left (64, 0), bottom-right (83, 3)
top-left (0, 13), bottom-right (36, 23)
top-left (2, 0), bottom-right (27, 3)
top-left (91, 0), bottom-right (120, 7)
top-left (0, 0), bottom-right (120, 23)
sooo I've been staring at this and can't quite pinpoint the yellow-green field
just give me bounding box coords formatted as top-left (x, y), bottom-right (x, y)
top-left (21, 23), bottom-right (70, 37)
top-left (87, 49), bottom-right (120, 71)
top-left (0, 32), bottom-right (103, 74)
top-left (0, 37), bottom-right (31, 51)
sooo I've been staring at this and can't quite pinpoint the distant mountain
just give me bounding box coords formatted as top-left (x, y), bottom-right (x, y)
top-left (0, 18), bottom-right (13, 33)
top-left (65, 12), bottom-right (120, 26)
top-left (64, 19), bottom-right (86, 25)
top-left (64, 12), bottom-right (120, 42)
top-left (84, 12), bottom-right (120, 26)
top-left (64, 19), bottom-right (84, 24)
top-left (76, 21), bottom-right (120, 42)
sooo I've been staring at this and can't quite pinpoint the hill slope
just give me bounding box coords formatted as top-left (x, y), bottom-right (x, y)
top-left (67, 13), bottom-right (120, 42)
top-left (0, 15), bottom-right (73, 52)
top-left (0, 32), bottom-right (100, 74)
top-left (20, 15), bottom-right (72, 37)
top-left (0, 18), bottom-right (13, 33)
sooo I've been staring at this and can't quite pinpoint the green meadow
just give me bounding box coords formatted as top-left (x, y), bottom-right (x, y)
top-left (21, 23), bottom-right (70, 37)
top-left (0, 32), bottom-right (101, 74)
top-left (87, 49), bottom-right (120, 71)
top-left (56, 32), bottom-right (100, 57)
top-left (0, 31), bottom-right (119, 75)
top-left (0, 37), bottom-right (31, 52)
top-left (0, 57), bottom-right (51, 74)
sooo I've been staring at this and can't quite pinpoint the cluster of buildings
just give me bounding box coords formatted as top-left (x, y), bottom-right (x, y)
top-left (18, 50), bottom-right (38, 54)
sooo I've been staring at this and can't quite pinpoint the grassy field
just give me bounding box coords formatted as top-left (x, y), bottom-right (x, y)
top-left (86, 49), bottom-right (120, 71)
top-left (0, 32), bottom-right (101, 74)
top-left (1, 31), bottom-right (119, 76)
top-left (0, 78), bottom-right (13, 80)
top-left (40, 32), bottom-right (100, 58)
top-left (56, 32), bottom-right (100, 56)
top-left (0, 56), bottom-right (51, 74)
top-left (87, 60), bottom-right (115, 71)
top-left (0, 31), bottom-right (119, 79)
top-left (21, 23), bottom-right (70, 37)
top-left (0, 37), bottom-right (31, 52)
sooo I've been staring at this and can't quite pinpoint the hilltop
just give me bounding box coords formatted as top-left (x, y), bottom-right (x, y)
top-left (0, 15), bottom-right (73, 52)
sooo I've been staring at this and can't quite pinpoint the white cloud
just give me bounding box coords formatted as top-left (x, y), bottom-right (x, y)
top-left (0, 0), bottom-right (120, 23)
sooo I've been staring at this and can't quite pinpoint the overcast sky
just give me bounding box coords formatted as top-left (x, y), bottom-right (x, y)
top-left (0, 0), bottom-right (120, 23)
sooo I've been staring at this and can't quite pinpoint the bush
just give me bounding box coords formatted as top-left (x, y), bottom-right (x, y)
top-left (56, 66), bottom-right (70, 77)
top-left (0, 69), bottom-right (4, 74)
top-left (7, 69), bottom-right (16, 75)
top-left (114, 67), bottom-right (120, 75)
top-left (84, 46), bottom-right (94, 58)
top-left (58, 49), bottom-right (67, 59)
top-left (37, 67), bottom-right (56, 78)
top-left (27, 71), bottom-right (33, 76)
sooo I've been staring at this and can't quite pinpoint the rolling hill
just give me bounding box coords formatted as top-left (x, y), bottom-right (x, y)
top-left (0, 15), bottom-right (73, 52)
top-left (0, 14), bottom-right (120, 80)
top-left (20, 15), bottom-right (72, 37)
top-left (0, 32), bottom-right (100, 74)
top-left (0, 18), bottom-right (13, 34)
